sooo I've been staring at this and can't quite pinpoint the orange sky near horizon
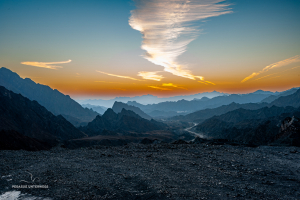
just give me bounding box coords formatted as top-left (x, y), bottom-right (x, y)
top-left (9, 60), bottom-right (300, 99)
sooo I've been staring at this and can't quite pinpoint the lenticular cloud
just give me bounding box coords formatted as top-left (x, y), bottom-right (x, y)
top-left (129, 0), bottom-right (231, 82)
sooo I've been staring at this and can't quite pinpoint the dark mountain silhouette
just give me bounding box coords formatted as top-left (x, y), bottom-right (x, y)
top-left (0, 67), bottom-right (97, 126)
top-left (112, 101), bottom-right (152, 120)
top-left (196, 106), bottom-right (300, 146)
top-left (270, 88), bottom-right (300, 108)
top-left (0, 86), bottom-right (85, 148)
top-left (80, 108), bottom-right (167, 136)
top-left (171, 102), bottom-right (268, 123)
top-left (127, 92), bottom-right (273, 114)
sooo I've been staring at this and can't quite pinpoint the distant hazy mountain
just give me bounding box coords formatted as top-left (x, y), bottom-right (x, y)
top-left (270, 88), bottom-right (300, 108)
top-left (127, 92), bottom-right (274, 114)
top-left (79, 91), bottom-right (227, 107)
top-left (169, 88), bottom-right (300, 122)
top-left (79, 108), bottom-right (167, 136)
top-left (112, 101), bottom-right (152, 120)
top-left (81, 104), bottom-right (107, 115)
top-left (171, 102), bottom-right (268, 123)
top-left (147, 110), bottom-right (179, 118)
top-left (251, 90), bottom-right (279, 95)
top-left (261, 88), bottom-right (299, 103)
top-left (0, 67), bottom-right (97, 125)
top-left (0, 86), bottom-right (85, 149)
top-left (196, 106), bottom-right (299, 146)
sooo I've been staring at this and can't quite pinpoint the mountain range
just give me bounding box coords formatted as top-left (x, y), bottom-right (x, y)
top-left (171, 102), bottom-right (268, 123)
top-left (81, 104), bottom-right (107, 115)
top-left (79, 91), bottom-right (227, 107)
top-left (194, 89), bottom-right (300, 146)
top-left (79, 108), bottom-right (167, 137)
top-left (261, 88), bottom-right (299, 103)
top-left (112, 101), bottom-right (152, 120)
top-left (1, 67), bottom-right (299, 150)
top-left (171, 88), bottom-right (300, 122)
top-left (127, 92), bottom-right (276, 116)
top-left (0, 67), bottom-right (97, 126)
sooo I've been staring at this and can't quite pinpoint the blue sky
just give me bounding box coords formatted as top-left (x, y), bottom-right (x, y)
top-left (0, 0), bottom-right (299, 99)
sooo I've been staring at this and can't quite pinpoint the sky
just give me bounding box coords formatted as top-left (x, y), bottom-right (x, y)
top-left (0, 0), bottom-right (300, 100)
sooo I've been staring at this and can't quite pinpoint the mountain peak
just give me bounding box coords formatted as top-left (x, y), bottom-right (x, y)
top-left (112, 101), bottom-right (152, 120)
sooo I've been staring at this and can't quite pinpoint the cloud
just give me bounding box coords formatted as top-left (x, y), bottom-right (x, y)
top-left (253, 66), bottom-right (300, 81)
top-left (148, 86), bottom-right (172, 90)
top-left (96, 70), bottom-right (143, 81)
top-left (162, 83), bottom-right (187, 90)
top-left (138, 71), bottom-right (164, 81)
top-left (242, 55), bottom-right (300, 83)
top-left (21, 60), bottom-right (71, 70)
top-left (198, 80), bottom-right (216, 85)
top-left (129, 0), bottom-right (231, 81)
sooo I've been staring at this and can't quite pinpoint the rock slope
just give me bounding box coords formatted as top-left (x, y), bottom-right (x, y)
top-left (0, 86), bottom-right (85, 148)
top-left (0, 67), bottom-right (97, 125)
top-left (80, 108), bottom-right (167, 136)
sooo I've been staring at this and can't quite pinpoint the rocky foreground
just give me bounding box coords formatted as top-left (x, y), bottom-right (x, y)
top-left (0, 143), bottom-right (300, 199)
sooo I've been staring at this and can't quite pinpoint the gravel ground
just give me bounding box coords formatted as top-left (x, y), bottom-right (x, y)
top-left (0, 143), bottom-right (300, 199)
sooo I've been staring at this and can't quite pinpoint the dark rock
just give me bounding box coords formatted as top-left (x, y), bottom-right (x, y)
top-left (192, 137), bottom-right (208, 144)
top-left (140, 138), bottom-right (155, 145)
top-left (172, 139), bottom-right (188, 144)
top-left (272, 116), bottom-right (300, 146)
top-left (207, 139), bottom-right (229, 145)
top-left (0, 130), bottom-right (51, 151)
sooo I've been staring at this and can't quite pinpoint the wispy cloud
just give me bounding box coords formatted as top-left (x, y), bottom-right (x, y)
top-left (148, 86), bottom-right (172, 90)
top-left (253, 66), bottom-right (300, 81)
top-left (162, 83), bottom-right (187, 90)
top-left (138, 71), bottom-right (164, 81)
top-left (21, 60), bottom-right (71, 70)
top-left (96, 70), bottom-right (143, 81)
top-left (198, 80), bottom-right (216, 85)
top-left (242, 55), bottom-right (300, 83)
top-left (129, 0), bottom-right (231, 81)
